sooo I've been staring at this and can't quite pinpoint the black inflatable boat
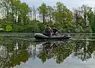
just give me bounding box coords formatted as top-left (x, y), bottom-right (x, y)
top-left (34, 33), bottom-right (71, 40)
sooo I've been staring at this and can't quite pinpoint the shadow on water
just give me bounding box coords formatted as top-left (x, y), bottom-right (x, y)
top-left (0, 33), bottom-right (95, 68)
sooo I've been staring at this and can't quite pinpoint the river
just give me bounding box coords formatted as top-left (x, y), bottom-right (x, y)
top-left (0, 33), bottom-right (95, 68)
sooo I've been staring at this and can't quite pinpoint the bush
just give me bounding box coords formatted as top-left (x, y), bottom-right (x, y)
top-left (12, 23), bottom-right (40, 32)
top-left (37, 23), bottom-right (45, 32)
top-left (6, 25), bottom-right (12, 32)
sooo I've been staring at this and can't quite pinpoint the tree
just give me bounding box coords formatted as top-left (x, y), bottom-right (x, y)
top-left (47, 6), bottom-right (54, 23)
top-left (87, 7), bottom-right (95, 33)
top-left (0, 0), bottom-right (30, 25)
top-left (16, 2), bottom-right (30, 25)
top-left (73, 5), bottom-right (92, 33)
top-left (53, 2), bottom-right (73, 32)
top-left (32, 6), bottom-right (37, 21)
top-left (38, 3), bottom-right (48, 23)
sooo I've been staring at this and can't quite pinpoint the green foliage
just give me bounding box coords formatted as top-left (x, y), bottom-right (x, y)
top-left (0, 37), bottom-right (4, 41)
top-left (6, 25), bottom-right (12, 32)
top-left (88, 13), bottom-right (95, 33)
top-left (73, 5), bottom-right (93, 33)
top-left (0, 1), bottom-right (95, 33)
top-left (12, 22), bottom-right (41, 32)
top-left (20, 3), bottom-right (30, 14)
top-left (38, 3), bottom-right (48, 23)
top-left (25, 23), bottom-right (40, 32)
top-left (37, 23), bottom-right (45, 32)
top-left (52, 2), bottom-right (73, 32)
top-left (38, 3), bottom-right (48, 15)
top-left (47, 6), bottom-right (54, 22)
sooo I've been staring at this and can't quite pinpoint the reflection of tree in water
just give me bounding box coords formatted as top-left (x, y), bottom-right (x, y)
top-left (0, 37), bottom-right (74, 67)
top-left (38, 41), bottom-right (73, 64)
top-left (0, 37), bottom-right (31, 68)
top-left (38, 42), bottom-right (54, 63)
top-left (0, 36), bottom-right (95, 67)
top-left (37, 39), bottom-right (95, 63)
top-left (73, 39), bottom-right (95, 61)
top-left (72, 33), bottom-right (95, 61)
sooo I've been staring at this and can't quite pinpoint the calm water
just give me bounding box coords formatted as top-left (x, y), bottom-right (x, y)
top-left (0, 33), bottom-right (95, 68)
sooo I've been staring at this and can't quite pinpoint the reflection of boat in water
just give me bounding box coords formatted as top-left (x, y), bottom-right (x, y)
top-left (34, 33), bottom-right (71, 40)
top-left (34, 40), bottom-right (70, 55)
top-left (35, 39), bottom-right (69, 46)
top-left (34, 40), bottom-right (72, 63)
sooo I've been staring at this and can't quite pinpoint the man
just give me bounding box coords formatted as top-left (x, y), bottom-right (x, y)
top-left (44, 25), bottom-right (52, 36)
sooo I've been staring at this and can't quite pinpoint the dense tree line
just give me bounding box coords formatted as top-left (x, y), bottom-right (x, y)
top-left (0, 0), bottom-right (95, 33)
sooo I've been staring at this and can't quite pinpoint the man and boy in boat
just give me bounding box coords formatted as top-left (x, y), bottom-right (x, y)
top-left (43, 25), bottom-right (58, 36)
top-left (34, 25), bottom-right (70, 39)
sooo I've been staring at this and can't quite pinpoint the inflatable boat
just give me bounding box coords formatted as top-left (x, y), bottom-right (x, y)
top-left (34, 33), bottom-right (71, 40)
